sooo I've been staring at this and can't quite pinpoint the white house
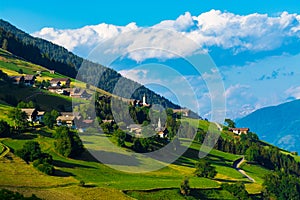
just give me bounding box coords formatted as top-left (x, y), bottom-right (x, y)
top-left (229, 128), bottom-right (249, 135)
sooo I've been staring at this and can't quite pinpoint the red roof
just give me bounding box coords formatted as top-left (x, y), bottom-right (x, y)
top-left (229, 128), bottom-right (249, 131)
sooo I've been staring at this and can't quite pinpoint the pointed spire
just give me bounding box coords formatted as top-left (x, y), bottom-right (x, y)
top-left (143, 93), bottom-right (146, 105)
top-left (158, 117), bottom-right (161, 129)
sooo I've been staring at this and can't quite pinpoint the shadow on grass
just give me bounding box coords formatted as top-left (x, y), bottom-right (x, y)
top-left (54, 169), bottom-right (74, 177)
top-left (84, 150), bottom-right (140, 166)
top-left (75, 151), bottom-right (99, 162)
top-left (53, 160), bottom-right (96, 169)
top-left (12, 134), bottom-right (37, 140)
top-left (172, 145), bottom-right (236, 169)
top-left (173, 157), bottom-right (195, 168)
top-left (34, 130), bottom-right (53, 138)
top-left (213, 178), bottom-right (250, 184)
top-left (81, 184), bottom-right (96, 188)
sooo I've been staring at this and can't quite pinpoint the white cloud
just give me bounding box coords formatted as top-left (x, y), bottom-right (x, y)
top-left (119, 69), bottom-right (149, 81)
top-left (32, 10), bottom-right (300, 62)
top-left (285, 86), bottom-right (300, 99)
top-left (32, 22), bottom-right (138, 52)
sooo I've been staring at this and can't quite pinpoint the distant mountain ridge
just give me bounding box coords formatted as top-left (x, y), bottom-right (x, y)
top-left (237, 99), bottom-right (300, 152)
top-left (0, 19), bottom-right (179, 109)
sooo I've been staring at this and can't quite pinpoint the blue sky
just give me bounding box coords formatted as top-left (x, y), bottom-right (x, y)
top-left (1, 1), bottom-right (300, 120)
top-left (1, 0), bottom-right (300, 32)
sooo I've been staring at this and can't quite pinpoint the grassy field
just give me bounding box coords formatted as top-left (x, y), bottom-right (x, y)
top-left (179, 139), bottom-right (246, 181)
top-left (293, 155), bottom-right (300, 162)
top-left (2, 132), bottom-right (219, 190)
top-left (240, 162), bottom-right (271, 194)
top-left (0, 103), bottom-right (13, 125)
top-left (125, 188), bottom-right (236, 200)
top-left (0, 144), bottom-right (4, 154)
top-left (1, 128), bottom-right (260, 191)
top-left (182, 118), bottom-right (235, 141)
top-left (240, 163), bottom-right (270, 184)
top-left (0, 152), bottom-right (130, 200)
top-left (0, 125), bottom-right (268, 199)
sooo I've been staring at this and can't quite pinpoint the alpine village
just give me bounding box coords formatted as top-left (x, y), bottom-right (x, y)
top-left (0, 19), bottom-right (299, 200)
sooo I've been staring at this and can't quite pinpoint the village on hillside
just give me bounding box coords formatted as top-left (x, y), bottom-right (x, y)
top-left (8, 70), bottom-right (238, 139)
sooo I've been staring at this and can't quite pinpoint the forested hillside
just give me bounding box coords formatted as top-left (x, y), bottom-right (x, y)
top-left (0, 19), bottom-right (179, 109)
top-left (237, 99), bottom-right (300, 153)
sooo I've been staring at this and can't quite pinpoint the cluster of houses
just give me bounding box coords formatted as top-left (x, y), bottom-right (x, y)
top-left (20, 108), bottom-right (94, 131)
top-left (126, 117), bottom-right (168, 138)
top-left (21, 108), bottom-right (44, 123)
top-left (11, 74), bottom-right (36, 86)
top-left (128, 94), bottom-right (191, 118)
top-left (9, 74), bottom-right (91, 100)
top-left (173, 109), bottom-right (190, 117)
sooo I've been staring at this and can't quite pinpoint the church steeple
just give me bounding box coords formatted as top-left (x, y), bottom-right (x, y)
top-left (158, 117), bottom-right (161, 130)
top-left (142, 94), bottom-right (146, 105)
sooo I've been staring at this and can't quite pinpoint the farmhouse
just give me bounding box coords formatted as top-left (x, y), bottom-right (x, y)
top-left (127, 124), bottom-right (142, 135)
top-left (70, 88), bottom-right (91, 99)
top-left (48, 86), bottom-right (70, 95)
top-left (229, 128), bottom-right (249, 135)
top-left (158, 129), bottom-right (168, 138)
top-left (56, 115), bottom-right (75, 128)
top-left (50, 78), bottom-right (71, 87)
top-left (102, 119), bottom-right (114, 124)
top-left (10, 76), bottom-right (24, 85)
top-left (21, 108), bottom-right (37, 122)
top-left (23, 75), bottom-right (36, 86)
top-left (173, 109), bottom-right (190, 117)
top-left (36, 111), bottom-right (45, 123)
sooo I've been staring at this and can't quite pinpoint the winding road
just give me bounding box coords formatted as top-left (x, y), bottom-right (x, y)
top-left (233, 156), bottom-right (255, 182)
top-left (213, 122), bottom-right (254, 182)
top-left (214, 122), bottom-right (223, 131)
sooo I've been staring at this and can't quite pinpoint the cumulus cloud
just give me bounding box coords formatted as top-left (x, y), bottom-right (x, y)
top-left (33, 22), bottom-right (138, 53)
top-left (32, 10), bottom-right (300, 62)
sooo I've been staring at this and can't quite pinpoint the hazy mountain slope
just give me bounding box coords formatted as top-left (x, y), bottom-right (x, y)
top-left (237, 99), bottom-right (300, 152)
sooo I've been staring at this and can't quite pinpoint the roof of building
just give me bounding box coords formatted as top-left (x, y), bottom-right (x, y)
top-left (229, 128), bottom-right (249, 131)
top-left (37, 111), bottom-right (45, 115)
top-left (24, 75), bottom-right (36, 81)
top-left (56, 115), bottom-right (75, 121)
top-left (127, 124), bottom-right (142, 129)
top-left (102, 119), bottom-right (114, 123)
top-left (70, 88), bottom-right (87, 96)
top-left (48, 86), bottom-right (62, 90)
top-left (60, 112), bottom-right (81, 120)
top-left (50, 78), bottom-right (70, 82)
top-left (173, 109), bottom-right (190, 113)
top-left (82, 119), bottom-right (94, 124)
top-left (10, 76), bottom-right (24, 81)
top-left (21, 108), bottom-right (36, 116)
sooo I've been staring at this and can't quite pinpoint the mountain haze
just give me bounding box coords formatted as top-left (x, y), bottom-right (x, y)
top-left (237, 99), bottom-right (300, 152)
